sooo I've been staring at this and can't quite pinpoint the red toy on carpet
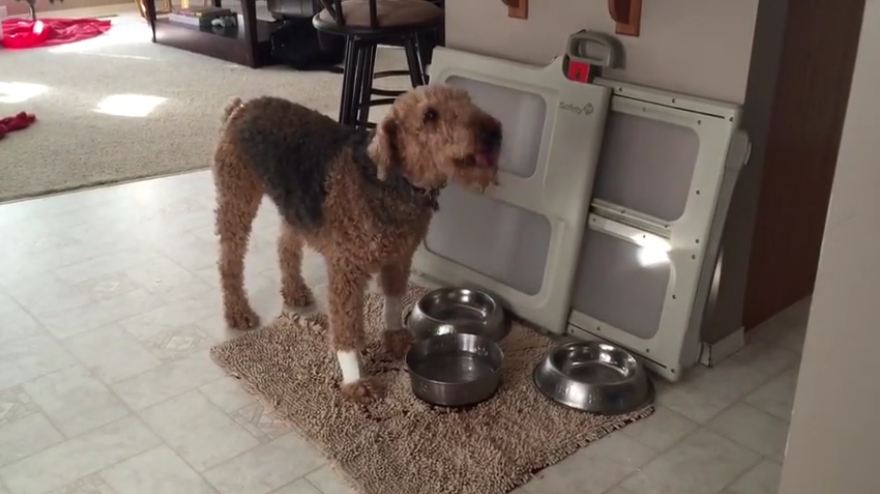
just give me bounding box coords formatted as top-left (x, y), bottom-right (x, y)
top-left (0, 112), bottom-right (37, 140)
top-left (1, 18), bottom-right (111, 49)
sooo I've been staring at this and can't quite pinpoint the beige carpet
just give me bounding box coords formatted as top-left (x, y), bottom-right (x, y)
top-left (211, 287), bottom-right (653, 494)
top-left (0, 4), bottom-right (401, 202)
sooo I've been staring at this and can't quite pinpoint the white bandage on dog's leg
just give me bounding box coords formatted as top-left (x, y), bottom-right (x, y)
top-left (384, 296), bottom-right (403, 332)
top-left (337, 350), bottom-right (361, 384)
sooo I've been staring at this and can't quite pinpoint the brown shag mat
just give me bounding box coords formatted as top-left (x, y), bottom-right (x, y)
top-left (210, 287), bottom-right (653, 494)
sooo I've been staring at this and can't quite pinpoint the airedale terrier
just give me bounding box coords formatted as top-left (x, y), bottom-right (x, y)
top-left (212, 85), bottom-right (502, 402)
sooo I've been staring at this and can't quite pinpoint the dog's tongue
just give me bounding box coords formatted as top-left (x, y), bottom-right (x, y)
top-left (475, 152), bottom-right (497, 168)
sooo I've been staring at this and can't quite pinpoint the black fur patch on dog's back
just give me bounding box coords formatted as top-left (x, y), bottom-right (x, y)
top-left (225, 97), bottom-right (355, 230)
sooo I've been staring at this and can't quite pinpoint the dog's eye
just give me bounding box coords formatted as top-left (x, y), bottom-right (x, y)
top-left (423, 108), bottom-right (438, 124)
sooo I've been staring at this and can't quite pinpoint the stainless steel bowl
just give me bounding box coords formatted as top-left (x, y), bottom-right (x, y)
top-left (533, 341), bottom-right (653, 414)
top-left (406, 333), bottom-right (504, 407)
top-left (406, 287), bottom-right (509, 342)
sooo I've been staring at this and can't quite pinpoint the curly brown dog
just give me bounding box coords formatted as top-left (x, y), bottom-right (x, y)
top-left (212, 85), bottom-right (502, 402)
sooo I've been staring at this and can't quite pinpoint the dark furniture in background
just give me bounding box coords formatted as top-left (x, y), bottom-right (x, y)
top-left (313, 0), bottom-right (444, 128)
top-left (143, 0), bottom-right (276, 68)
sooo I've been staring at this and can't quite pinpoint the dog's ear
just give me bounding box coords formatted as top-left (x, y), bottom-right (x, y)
top-left (369, 115), bottom-right (400, 181)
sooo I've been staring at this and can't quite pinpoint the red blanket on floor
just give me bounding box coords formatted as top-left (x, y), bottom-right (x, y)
top-left (1, 18), bottom-right (111, 49)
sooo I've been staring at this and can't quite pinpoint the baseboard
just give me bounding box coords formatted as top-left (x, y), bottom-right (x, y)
top-left (699, 326), bottom-right (745, 367)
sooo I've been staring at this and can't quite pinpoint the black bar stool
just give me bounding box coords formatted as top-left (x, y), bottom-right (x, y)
top-left (313, 0), bottom-right (443, 129)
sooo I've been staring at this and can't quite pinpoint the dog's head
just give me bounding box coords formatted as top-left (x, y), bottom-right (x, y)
top-left (369, 85), bottom-right (502, 191)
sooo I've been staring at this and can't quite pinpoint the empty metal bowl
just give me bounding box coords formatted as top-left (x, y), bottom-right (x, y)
top-left (406, 287), bottom-right (509, 342)
top-left (533, 341), bottom-right (652, 414)
top-left (406, 333), bottom-right (504, 407)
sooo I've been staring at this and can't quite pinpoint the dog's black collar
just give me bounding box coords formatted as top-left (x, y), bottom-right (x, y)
top-left (407, 184), bottom-right (440, 211)
top-left (357, 130), bottom-right (440, 211)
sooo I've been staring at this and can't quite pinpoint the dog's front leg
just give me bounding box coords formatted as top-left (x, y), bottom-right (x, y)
top-left (328, 262), bottom-right (380, 402)
top-left (379, 259), bottom-right (412, 359)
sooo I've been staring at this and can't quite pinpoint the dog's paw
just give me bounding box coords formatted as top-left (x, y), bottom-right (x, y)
top-left (226, 307), bottom-right (260, 330)
top-left (340, 378), bottom-right (383, 403)
top-left (382, 329), bottom-right (412, 360)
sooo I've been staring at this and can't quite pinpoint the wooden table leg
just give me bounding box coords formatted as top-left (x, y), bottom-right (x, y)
top-left (144, 0), bottom-right (157, 42)
top-left (240, 0), bottom-right (260, 67)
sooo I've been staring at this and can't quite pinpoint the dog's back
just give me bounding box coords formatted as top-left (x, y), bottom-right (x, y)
top-left (219, 97), bottom-right (358, 230)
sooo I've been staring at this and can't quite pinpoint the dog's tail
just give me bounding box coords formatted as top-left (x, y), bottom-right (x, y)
top-left (223, 97), bottom-right (244, 123)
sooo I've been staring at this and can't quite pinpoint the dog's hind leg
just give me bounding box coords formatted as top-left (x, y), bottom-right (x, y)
top-left (327, 260), bottom-right (379, 402)
top-left (213, 151), bottom-right (262, 330)
top-left (278, 222), bottom-right (314, 311)
top-left (379, 258), bottom-right (412, 359)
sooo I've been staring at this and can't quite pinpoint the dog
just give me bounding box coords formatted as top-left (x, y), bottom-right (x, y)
top-left (212, 85), bottom-right (502, 402)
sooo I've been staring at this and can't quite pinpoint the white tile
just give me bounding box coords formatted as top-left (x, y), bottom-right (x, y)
top-left (0, 242), bottom-right (111, 291)
top-left (722, 460), bottom-right (781, 494)
top-left (620, 406), bottom-right (699, 452)
top-left (270, 479), bottom-right (321, 494)
top-left (7, 272), bottom-right (139, 318)
top-left (0, 416), bottom-right (160, 494)
top-left (0, 334), bottom-right (77, 389)
top-left (724, 340), bottom-right (799, 380)
top-left (0, 296), bottom-right (41, 345)
top-left (45, 474), bottom-right (117, 494)
top-left (119, 295), bottom-right (222, 338)
top-left (64, 326), bottom-right (162, 384)
top-left (139, 390), bottom-right (259, 471)
top-left (53, 251), bottom-right (157, 286)
top-left (100, 446), bottom-right (215, 494)
top-left (603, 487), bottom-right (636, 494)
top-left (149, 232), bottom-right (219, 272)
top-left (0, 413), bottom-right (64, 466)
top-left (658, 341), bottom-right (798, 424)
top-left (526, 433), bottom-right (657, 494)
top-left (305, 465), bottom-right (359, 494)
top-left (0, 387), bottom-right (40, 427)
top-left (230, 401), bottom-right (292, 443)
top-left (205, 433), bottom-right (325, 494)
top-left (621, 429), bottom-right (760, 494)
top-left (38, 289), bottom-right (158, 340)
top-left (112, 351), bottom-right (225, 410)
top-left (745, 369), bottom-right (798, 421)
top-left (707, 404), bottom-right (789, 461)
top-left (117, 257), bottom-right (200, 295)
top-left (23, 366), bottom-right (129, 438)
top-left (199, 377), bottom-right (256, 414)
top-left (131, 324), bottom-right (217, 362)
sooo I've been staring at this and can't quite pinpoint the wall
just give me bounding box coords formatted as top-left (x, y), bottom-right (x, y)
top-left (779, 1), bottom-right (880, 492)
top-left (445, 0), bottom-right (760, 103)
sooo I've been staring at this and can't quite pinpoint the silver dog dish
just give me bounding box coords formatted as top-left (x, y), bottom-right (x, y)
top-left (406, 333), bottom-right (504, 407)
top-left (406, 287), bottom-right (509, 342)
top-left (533, 341), bottom-right (652, 414)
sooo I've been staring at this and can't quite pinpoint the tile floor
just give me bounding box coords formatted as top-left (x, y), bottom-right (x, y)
top-left (0, 171), bottom-right (807, 494)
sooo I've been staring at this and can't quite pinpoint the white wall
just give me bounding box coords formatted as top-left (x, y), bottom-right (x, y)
top-left (779, 1), bottom-right (880, 492)
top-left (445, 0), bottom-right (760, 103)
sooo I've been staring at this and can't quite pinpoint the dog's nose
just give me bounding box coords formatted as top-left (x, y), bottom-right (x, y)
top-left (479, 125), bottom-right (502, 150)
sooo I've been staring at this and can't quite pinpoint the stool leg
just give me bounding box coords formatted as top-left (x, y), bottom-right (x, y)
top-left (339, 36), bottom-right (358, 124)
top-left (404, 37), bottom-right (426, 87)
top-left (357, 44), bottom-right (378, 128)
top-left (350, 41), bottom-right (367, 126)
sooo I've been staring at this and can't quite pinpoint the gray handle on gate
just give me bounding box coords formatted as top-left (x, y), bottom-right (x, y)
top-left (566, 30), bottom-right (624, 69)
